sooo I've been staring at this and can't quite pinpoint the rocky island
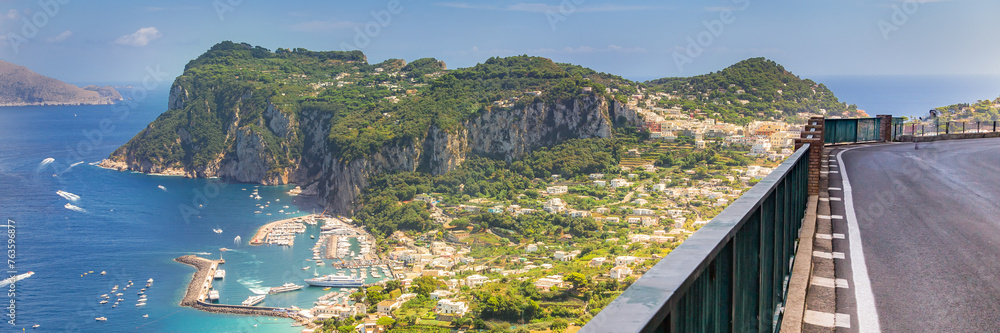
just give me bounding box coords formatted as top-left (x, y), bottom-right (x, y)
top-left (0, 60), bottom-right (122, 106)
top-left (98, 41), bottom-right (865, 331)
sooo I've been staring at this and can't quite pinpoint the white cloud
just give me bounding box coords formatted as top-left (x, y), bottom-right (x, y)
top-left (530, 44), bottom-right (647, 54)
top-left (115, 27), bottom-right (161, 46)
top-left (1, 8), bottom-right (18, 21)
top-left (45, 30), bottom-right (73, 43)
top-left (290, 19), bottom-right (356, 33)
top-left (434, 2), bottom-right (658, 13)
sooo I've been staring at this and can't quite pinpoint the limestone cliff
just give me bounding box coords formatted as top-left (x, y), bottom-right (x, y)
top-left (102, 87), bottom-right (615, 215)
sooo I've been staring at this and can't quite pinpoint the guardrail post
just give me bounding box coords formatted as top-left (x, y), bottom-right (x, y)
top-left (794, 117), bottom-right (824, 195)
top-left (877, 115), bottom-right (893, 142)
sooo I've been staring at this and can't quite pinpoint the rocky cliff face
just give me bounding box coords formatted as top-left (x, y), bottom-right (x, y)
top-left (103, 89), bottom-right (616, 215)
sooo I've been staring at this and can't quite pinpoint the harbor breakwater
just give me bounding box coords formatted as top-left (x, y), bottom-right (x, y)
top-left (174, 255), bottom-right (291, 318)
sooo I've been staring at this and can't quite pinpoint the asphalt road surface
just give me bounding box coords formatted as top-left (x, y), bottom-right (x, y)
top-left (833, 138), bottom-right (1000, 332)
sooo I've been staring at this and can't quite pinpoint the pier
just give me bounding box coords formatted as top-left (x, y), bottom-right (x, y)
top-left (249, 216), bottom-right (308, 246)
top-left (175, 255), bottom-right (293, 319)
top-left (329, 259), bottom-right (395, 269)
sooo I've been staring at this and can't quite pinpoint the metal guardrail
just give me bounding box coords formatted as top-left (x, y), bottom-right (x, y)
top-left (824, 118), bottom-right (882, 144)
top-left (894, 120), bottom-right (1000, 137)
top-left (582, 143), bottom-right (810, 333)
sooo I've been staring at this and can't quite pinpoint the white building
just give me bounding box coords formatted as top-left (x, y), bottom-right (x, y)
top-left (435, 299), bottom-right (468, 316)
top-left (546, 185), bottom-right (568, 195)
top-left (534, 275), bottom-right (565, 291)
top-left (616, 256), bottom-right (639, 266)
top-left (589, 257), bottom-right (607, 267)
top-left (543, 198), bottom-right (566, 213)
top-left (465, 274), bottom-right (489, 287)
top-left (610, 266), bottom-right (632, 280)
top-left (610, 178), bottom-right (631, 188)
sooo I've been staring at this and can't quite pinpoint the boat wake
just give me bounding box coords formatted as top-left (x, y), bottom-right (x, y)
top-left (56, 190), bottom-right (80, 202)
top-left (249, 287), bottom-right (270, 295)
top-left (63, 203), bottom-right (86, 213)
top-left (237, 277), bottom-right (268, 294)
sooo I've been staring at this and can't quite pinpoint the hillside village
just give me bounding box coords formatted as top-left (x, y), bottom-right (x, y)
top-left (312, 88), bottom-right (818, 333)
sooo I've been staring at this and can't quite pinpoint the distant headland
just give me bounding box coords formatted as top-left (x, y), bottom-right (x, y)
top-left (0, 59), bottom-right (122, 107)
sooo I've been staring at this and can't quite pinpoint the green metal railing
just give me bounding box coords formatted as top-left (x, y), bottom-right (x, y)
top-left (582, 144), bottom-right (811, 333)
top-left (824, 118), bottom-right (882, 144)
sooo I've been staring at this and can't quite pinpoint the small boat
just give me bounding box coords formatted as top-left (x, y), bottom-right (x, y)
top-left (32, 324), bottom-right (39, 328)
top-left (242, 295), bottom-right (266, 306)
top-left (136, 302), bottom-right (146, 307)
top-left (268, 283), bottom-right (304, 294)
top-left (99, 300), bottom-right (108, 304)
top-left (323, 287), bottom-right (331, 291)
top-left (213, 228), bottom-right (223, 234)
top-left (302, 266), bottom-right (310, 270)
top-left (95, 317), bottom-right (107, 322)
top-left (143, 314), bottom-right (148, 318)
top-left (101, 294), bottom-right (108, 298)
top-left (310, 235), bottom-right (315, 239)
top-left (157, 185), bottom-right (166, 191)
top-left (100, 271), bottom-right (106, 275)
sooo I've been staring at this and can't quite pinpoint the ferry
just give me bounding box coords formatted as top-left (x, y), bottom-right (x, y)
top-left (0, 271), bottom-right (33, 287)
top-left (242, 295), bottom-right (266, 306)
top-left (208, 290), bottom-right (220, 301)
top-left (214, 269), bottom-right (226, 279)
top-left (268, 283), bottom-right (304, 294)
top-left (304, 274), bottom-right (363, 288)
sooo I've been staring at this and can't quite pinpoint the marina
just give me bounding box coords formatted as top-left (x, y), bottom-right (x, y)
top-left (173, 213), bottom-right (398, 331)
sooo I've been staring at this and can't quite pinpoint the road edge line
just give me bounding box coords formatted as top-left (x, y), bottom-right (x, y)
top-left (837, 146), bottom-right (881, 332)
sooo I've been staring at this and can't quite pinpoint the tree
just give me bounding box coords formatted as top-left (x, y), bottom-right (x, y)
top-left (366, 285), bottom-right (386, 305)
top-left (551, 318), bottom-right (569, 332)
top-left (384, 280), bottom-right (403, 294)
top-left (337, 324), bottom-right (355, 333)
top-left (410, 276), bottom-right (438, 297)
top-left (565, 272), bottom-right (588, 290)
top-left (377, 316), bottom-right (396, 328)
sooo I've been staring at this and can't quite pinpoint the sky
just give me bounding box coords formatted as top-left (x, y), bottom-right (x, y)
top-left (0, 0), bottom-right (998, 84)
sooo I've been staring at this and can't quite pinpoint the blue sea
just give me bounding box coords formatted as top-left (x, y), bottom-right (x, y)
top-left (813, 75), bottom-right (1000, 119)
top-left (0, 88), bottom-right (381, 333)
top-left (0, 75), bottom-right (998, 332)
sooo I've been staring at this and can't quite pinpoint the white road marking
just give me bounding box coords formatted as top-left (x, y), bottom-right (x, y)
top-left (813, 251), bottom-right (846, 259)
top-left (830, 197), bottom-right (842, 201)
top-left (829, 170), bottom-right (840, 174)
top-left (804, 310), bottom-right (852, 328)
top-left (837, 147), bottom-right (882, 332)
top-left (812, 276), bottom-right (850, 289)
top-left (833, 233), bottom-right (845, 239)
top-left (829, 187), bottom-right (842, 191)
top-left (816, 233), bottom-right (832, 239)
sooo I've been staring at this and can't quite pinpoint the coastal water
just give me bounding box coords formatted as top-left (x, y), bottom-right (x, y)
top-left (813, 75), bottom-right (1000, 120)
top-left (1, 75), bottom-right (997, 332)
top-left (0, 89), bottom-right (372, 333)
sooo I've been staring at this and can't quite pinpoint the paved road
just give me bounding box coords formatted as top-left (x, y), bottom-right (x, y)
top-left (834, 139), bottom-right (1000, 332)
